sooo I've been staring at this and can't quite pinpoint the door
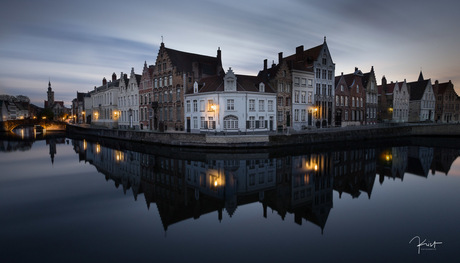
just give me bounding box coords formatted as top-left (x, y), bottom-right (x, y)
top-left (186, 117), bottom-right (191, 133)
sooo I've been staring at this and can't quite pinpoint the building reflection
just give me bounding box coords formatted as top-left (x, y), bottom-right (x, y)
top-left (70, 139), bottom-right (460, 233)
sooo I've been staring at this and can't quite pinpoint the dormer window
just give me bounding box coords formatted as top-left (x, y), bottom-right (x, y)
top-left (193, 81), bottom-right (198, 93)
top-left (224, 67), bottom-right (237, 92)
top-left (259, 82), bottom-right (265, 92)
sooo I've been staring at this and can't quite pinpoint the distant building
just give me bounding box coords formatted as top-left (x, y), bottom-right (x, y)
top-left (334, 68), bottom-right (366, 127)
top-left (362, 66), bottom-right (378, 125)
top-left (378, 77), bottom-right (410, 123)
top-left (407, 72), bottom-right (435, 122)
top-left (44, 81), bottom-right (67, 120)
top-left (151, 42), bottom-right (223, 132)
top-left (184, 68), bottom-right (277, 133)
top-left (258, 56), bottom-right (294, 131)
top-left (283, 38), bottom-right (335, 128)
top-left (87, 75), bottom-right (120, 128)
top-left (118, 68), bottom-right (141, 130)
top-left (139, 61), bottom-right (155, 130)
top-left (0, 100), bottom-right (7, 121)
top-left (433, 80), bottom-right (459, 122)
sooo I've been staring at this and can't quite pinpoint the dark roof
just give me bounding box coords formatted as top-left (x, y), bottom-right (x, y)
top-left (377, 82), bottom-right (397, 95)
top-left (191, 74), bottom-right (275, 94)
top-left (257, 63), bottom-right (281, 82)
top-left (283, 44), bottom-right (323, 71)
top-left (165, 47), bottom-right (221, 75)
top-left (408, 79), bottom-right (430, 100)
top-left (362, 66), bottom-right (375, 88)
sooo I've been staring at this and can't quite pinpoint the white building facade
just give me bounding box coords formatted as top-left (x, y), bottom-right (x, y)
top-left (392, 81), bottom-right (410, 122)
top-left (118, 68), bottom-right (140, 130)
top-left (291, 70), bottom-right (315, 130)
top-left (87, 74), bottom-right (120, 128)
top-left (184, 68), bottom-right (277, 133)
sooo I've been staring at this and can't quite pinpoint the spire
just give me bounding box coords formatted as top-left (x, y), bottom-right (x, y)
top-left (418, 70), bottom-right (424, 82)
top-left (324, 36), bottom-right (326, 43)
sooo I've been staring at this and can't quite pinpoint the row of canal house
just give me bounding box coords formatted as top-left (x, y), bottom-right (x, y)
top-left (78, 38), bottom-right (459, 132)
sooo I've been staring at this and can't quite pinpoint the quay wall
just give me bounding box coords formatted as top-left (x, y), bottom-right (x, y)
top-left (67, 123), bottom-right (460, 148)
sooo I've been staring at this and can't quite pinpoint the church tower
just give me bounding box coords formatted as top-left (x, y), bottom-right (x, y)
top-left (46, 81), bottom-right (54, 108)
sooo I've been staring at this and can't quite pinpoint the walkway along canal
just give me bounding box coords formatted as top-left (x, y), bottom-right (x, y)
top-left (66, 123), bottom-right (460, 148)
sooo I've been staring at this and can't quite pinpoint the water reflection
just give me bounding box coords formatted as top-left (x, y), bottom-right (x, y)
top-left (69, 139), bottom-right (460, 233)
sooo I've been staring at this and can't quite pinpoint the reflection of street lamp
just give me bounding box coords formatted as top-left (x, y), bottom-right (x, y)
top-left (211, 104), bottom-right (217, 111)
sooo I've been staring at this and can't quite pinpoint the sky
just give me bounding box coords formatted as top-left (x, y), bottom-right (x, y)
top-left (1, 0), bottom-right (460, 107)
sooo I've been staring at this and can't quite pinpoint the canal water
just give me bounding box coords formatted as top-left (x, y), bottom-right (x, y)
top-left (0, 131), bottom-right (459, 262)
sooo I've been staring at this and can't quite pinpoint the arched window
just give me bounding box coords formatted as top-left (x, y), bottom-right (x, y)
top-left (224, 115), bottom-right (239, 130)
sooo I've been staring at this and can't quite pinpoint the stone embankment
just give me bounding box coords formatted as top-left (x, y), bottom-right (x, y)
top-left (66, 123), bottom-right (460, 148)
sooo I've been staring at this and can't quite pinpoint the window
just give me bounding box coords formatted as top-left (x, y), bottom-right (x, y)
top-left (249, 99), bottom-right (255, 111)
top-left (294, 109), bottom-right (299, 121)
top-left (341, 96), bottom-right (344, 106)
top-left (322, 84), bottom-right (326, 96)
top-left (259, 100), bottom-right (265, 111)
top-left (259, 116), bottom-right (265, 128)
top-left (345, 96), bottom-right (348, 106)
top-left (154, 79), bottom-right (158, 89)
top-left (207, 100), bottom-right (214, 111)
top-left (295, 91), bottom-right (300, 103)
top-left (268, 100), bottom-right (274, 111)
top-left (159, 78), bottom-right (163, 87)
top-left (316, 84), bottom-right (321, 95)
top-left (176, 88), bottom-right (181, 101)
top-left (322, 70), bottom-right (327, 79)
top-left (224, 115), bottom-right (238, 129)
top-left (336, 96), bottom-right (339, 106)
top-left (308, 79), bottom-right (313, 86)
top-left (316, 69), bottom-right (321, 78)
top-left (227, 99), bottom-right (234, 110)
top-left (357, 85), bottom-right (359, 93)
top-left (285, 97), bottom-right (290, 106)
top-left (278, 97), bottom-right (283, 106)
top-left (301, 109), bottom-right (306, 121)
top-left (169, 75), bottom-right (172, 86)
top-left (193, 117), bottom-right (198, 129)
top-left (200, 117), bottom-right (206, 129)
top-left (328, 85), bottom-right (332, 96)
top-left (277, 111), bottom-right (283, 121)
top-left (249, 116), bottom-right (255, 129)
top-left (301, 92), bottom-right (306, 103)
top-left (308, 92), bottom-right (312, 103)
top-left (193, 100), bottom-right (198, 112)
top-left (352, 97), bottom-right (355, 107)
top-left (294, 77), bottom-right (300, 86)
top-left (301, 78), bottom-right (306, 87)
top-left (341, 84), bottom-right (344, 92)
top-left (328, 70), bottom-right (332, 80)
top-left (186, 100), bottom-right (191, 112)
top-left (200, 100), bottom-right (205, 112)
top-left (278, 82), bottom-right (284, 92)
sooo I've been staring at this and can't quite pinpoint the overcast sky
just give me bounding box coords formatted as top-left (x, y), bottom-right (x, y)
top-left (1, 0), bottom-right (459, 106)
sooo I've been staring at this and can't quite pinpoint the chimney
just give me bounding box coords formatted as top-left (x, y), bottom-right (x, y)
top-left (112, 72), bottom-right (117, 81)
top-left (217, 47), bottom-right (221, 61)
top-left (278, 52), bottom-right (283, 64)
top-left (102, 77), bottom-right (107, 86)
top-left (355, 67), bottom-right (358, 72)
top-left (296, 45), bottom-right (304, 57)
top-left (264, 59), bottom-right (267, 70)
